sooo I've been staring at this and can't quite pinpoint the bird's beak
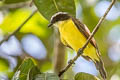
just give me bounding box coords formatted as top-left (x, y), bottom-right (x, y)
top-left (48, 23), bottom-right (53, 28)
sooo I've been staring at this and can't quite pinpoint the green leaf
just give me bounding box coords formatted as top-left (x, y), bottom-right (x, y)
top-left (0, 58), bottom-right (9, 72)
top-left (34, 0), bottom-right (75, 20)
top-left (40, 62), bottom-right (52, 72)
top-left (75, 72), bottom-right (100, 80)
top-left (4, 0), bottom-right (29, 4)
top-left (0, 9), bottom-right (52, 38)
top-left (106, 62), bottom-right (120, 80)
top-left (28, 66), bottom-right (41, 80)
top-left (12, 58), bottom-right (41, 80)
top-left (34, 73), bottom-right (59, 80)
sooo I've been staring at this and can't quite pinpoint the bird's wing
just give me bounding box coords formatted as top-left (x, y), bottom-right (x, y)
top-left (60, 35), bottom-right (73, 49)
top-left (72, 18), bottom-right (107, 79)
top-left (72, 18), bottom-right (97, 48)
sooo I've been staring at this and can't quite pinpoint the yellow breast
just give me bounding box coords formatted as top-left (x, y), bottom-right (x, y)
top-left (57, 19), bottom-right (99, 61)
top-left (58, 19), bottom-right (86, 51)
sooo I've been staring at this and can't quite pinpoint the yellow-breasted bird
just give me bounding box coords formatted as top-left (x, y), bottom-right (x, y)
top-left (48, 12), bottom-right (107, 79)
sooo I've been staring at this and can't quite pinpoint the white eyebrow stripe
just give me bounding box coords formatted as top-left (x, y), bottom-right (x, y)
top-left (50, 12), bottom-right (68, 21)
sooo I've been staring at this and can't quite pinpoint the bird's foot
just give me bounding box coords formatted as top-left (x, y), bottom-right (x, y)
top-left (77, 48), bottom-right (83, 56)
top-left (68, 59), bottom-right (75, 64)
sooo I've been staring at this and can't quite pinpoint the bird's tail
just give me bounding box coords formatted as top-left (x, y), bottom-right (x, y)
top-left (94, 58), bottom-right (107, 80)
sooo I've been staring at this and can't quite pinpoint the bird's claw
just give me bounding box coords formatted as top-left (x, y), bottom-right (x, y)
top-left (77, 48), bottom-right (83, 55)
top-left (68, 59), bottom-right (75, 64)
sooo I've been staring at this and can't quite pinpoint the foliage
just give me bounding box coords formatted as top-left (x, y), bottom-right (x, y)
top-left (0, 9), bottom-right (51, 38)
top-left (12, 58), bottom-right (100, 80)
top-left (0, 58), bottom-right (9, 72)
top-left (0, 0), bottom-right (120, 80)
top-left (4, 0), bottom-right (29, 4)
top-left (12, 58), bottom-right (59, 80)
top-left (12, 58), bottom-right (40, 80)
top-left (34, 0), bottom-right (75, 20)
top-left (75, 72), bottom-right (100, 80)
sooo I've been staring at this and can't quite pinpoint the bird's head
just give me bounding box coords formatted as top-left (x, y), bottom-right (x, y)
top-left (48, 12), bottom-right (71, 27)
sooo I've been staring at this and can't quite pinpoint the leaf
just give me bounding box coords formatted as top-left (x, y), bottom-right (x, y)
top-left (0, 9), bottom-right (52, 38)
top-left (0, 57), bottom-right (9, 72)
top-left (75, 72), bottom-right (100, 80)
top-left (34, 73), bottom-right (59, 80)
top-left (34, 0), bottom-right (75, 20)
top-left (4, 0), bottom-right (29, 4)
top-left (106, 62), bottom-right (120, 80)
top-left (12, 58), bottom-right (41, 80)
top-left (40, 62), bottom-right (52, 72)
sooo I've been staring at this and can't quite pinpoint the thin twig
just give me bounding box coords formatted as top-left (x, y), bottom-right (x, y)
top-left (0, 2), bottom-right (30, 9)
top-left (58, 0), bottom-right (116, 77)
top-left (0, 10), bottom-right (37, 45)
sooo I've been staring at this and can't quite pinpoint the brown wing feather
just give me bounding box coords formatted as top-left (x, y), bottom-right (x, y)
top-left (72, 18), bottom-right (97, 48)
top-left (72, 18), bottom-right (107, 79)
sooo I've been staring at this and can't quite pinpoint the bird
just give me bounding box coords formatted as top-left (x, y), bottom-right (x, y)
top-left (48, 12), bottom-right (107, 80)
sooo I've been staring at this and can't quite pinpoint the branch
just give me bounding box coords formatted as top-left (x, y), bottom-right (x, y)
top-left (0, 10), bottom-right (37, 45)
top-left (58, 0), bottom-right (116, 77)
top-left (0, 2), bottom-right (30, 9)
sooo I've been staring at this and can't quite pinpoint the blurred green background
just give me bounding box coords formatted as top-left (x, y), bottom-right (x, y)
top-left (0, 0), bottom-right (120, 80)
